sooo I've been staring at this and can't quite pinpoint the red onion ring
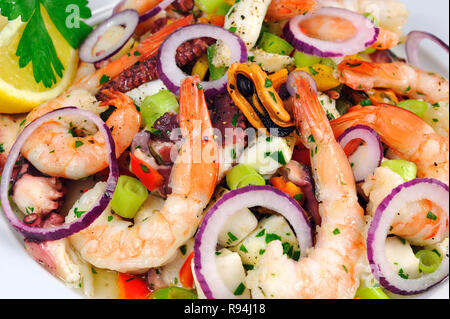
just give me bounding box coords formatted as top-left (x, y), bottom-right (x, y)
top-left (283, 7), bottom-right (379, 58)
top-left (337, 125), bottom-right (383, 183)
top-left (79, 9), bottom-right (139, 64)
top-left (286, 70), bottom-right (317, 97)
top-left (194, 185), bottom-right (313, 299)
top-left (405, 31), bottom-right (449, 68)
top-left (367, 178), bottom-right (449, 295)
top-left (157, 24), bottom-right (248, 98)
top-left (139, 0), bottom-right (176, 23)
top-left (0, 107), bottom-right (119, 242)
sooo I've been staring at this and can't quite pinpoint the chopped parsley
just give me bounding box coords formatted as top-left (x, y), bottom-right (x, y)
top-left (233, 282), bottom-right (246, 296)
top-left (239, 244), bottom-right (248, 253)
top-left (294, 193), bottom-right (303, 201)
top-left (360, 99), bottom-right (372, 106)
top-left (74, 207), bottom-right (86, 218)
top-left (256, 229), bottom-right (266, 237)
top-left (347, 62), bottom-right (362, 68)
top-left (264, 78), bottom-right (273, 88)
top-left (107, 215), bottom-right (113, 222)
top-left (140, 164), bottom-right (150, 173)
top-left (307, 134), bottom-right (315, 143)
top-left (133, 50), bottom-right (141, 56)
top-left (259, 249), bottom-right (266, 255)
top-left (229, 26), bottom-right (237, 33)
top-left (0, 144), bottom-right (4, 153)
top-left (342, 265), bottom-right (349, 273)
top-left (333, 228), bottom-right (340, 235)
top-left (179, 245), bottom-right (187, 255)
top-left (269, 151), bottom-right (287, 165)
top-left (268, 91), bottom-right (277, 103)
top-left (265, 233), bottom-right (282, 244)
top-left (99, 74), bottom-right (111, 85)
top-left (243, 264), bottom-right (254, 271)
top-left (231, 148), bottom-right (237, 159)
top-left (426, 211), bottom-right (437, 220)
top-left (91, 267), bottom-right (97, 274)
top-left (308, 66), bottom-right (318, 76)
top-left (227, 232), bottom-right (238, 242)
top-left (75, 140), bottom-right (84, 148)
top-left (398, 268), bottom-right (409, 279)
top-left (25, 207), bottom-right (34, 214)
top-left (232, 111), bottom-right (239, 127)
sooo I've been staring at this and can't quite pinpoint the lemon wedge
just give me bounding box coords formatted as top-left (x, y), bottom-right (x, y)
top-left (0, 9), bottom-right (78, 114)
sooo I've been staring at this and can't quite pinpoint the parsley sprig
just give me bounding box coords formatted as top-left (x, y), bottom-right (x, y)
top-left (0, 0), bottom-right (93, 87)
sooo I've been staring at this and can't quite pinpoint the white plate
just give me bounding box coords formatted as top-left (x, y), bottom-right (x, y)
top-left (0, 0), bottom-right (448, 299)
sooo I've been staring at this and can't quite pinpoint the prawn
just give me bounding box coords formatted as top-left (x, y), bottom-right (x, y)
top-left (21, 90), bottom-right (140, 180)
top-left (248, 75), bottom-right (365, 299)
top-left (331, 104), bottom-right (449, 245)
top-left (266, 0), bottom-right (409, 37)
top-left (66, 76), bottom-right (219, 273)
top-left (338, 59), bottom-right (450, 104)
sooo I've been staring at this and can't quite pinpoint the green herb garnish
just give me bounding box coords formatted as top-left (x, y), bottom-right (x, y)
top-left (0, 1), bottom-right (93, 87)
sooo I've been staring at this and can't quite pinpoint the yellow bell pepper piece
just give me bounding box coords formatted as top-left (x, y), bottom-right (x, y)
top-left (296, 64), bottom-right (340, 92)
top-left (192, 54), bottom-right (209, 81)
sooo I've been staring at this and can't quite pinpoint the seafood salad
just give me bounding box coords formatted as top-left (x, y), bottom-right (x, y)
top-left (0, 0), bottom-right (448, 299)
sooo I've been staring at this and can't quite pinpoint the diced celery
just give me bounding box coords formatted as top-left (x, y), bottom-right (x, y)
top-left (194, 0), bottom-right (226, 14)
top-left (258, 32), bottom-right (294, 56)
top-left (111, 176), bottom-right (148, 219)
top-left (141, 90), bottom-right (179, 131)
top-left (415, 250), bottom-right (442, 274)
top-left (207, 44), bottom-right (227, 81)
top-left (293, 51), bottom-right (336, 68)
top-left (151, 287), bottom-right (198, 299)
top-left (381, 160), bottom-right (417, 182)
top-left (293, 51), bottom-right (321, 67)
top-left (215, 2), bottom-right (232, 16)
top-left (226, 164), bottom-right (266, 190)
top-left (398, 100), bottom-right (428, 118)
top-left (355, 287), bottom-right (389, 299)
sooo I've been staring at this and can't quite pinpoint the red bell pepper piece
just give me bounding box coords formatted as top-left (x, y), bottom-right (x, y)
top-left (179, 252), bottom-right (195, 289)
top-left (118, 273), bottom-right (150, 299)
top-left (130, 152), bottom-right (164, 191)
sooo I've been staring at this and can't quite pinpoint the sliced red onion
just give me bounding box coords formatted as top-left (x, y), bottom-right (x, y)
top-left (405, 31), bottom-right (449, 68)
top-left (194, 185), bottom-right (313, 299)
top-left (286, 70), bottom-right (317, 97)
top-left (367, 178), bottom-right (449, 295)
top-left (0, 107), bottom-right (119, 242)
top-left (139, 0), bottom-right (175, 23)
top-left (79, 9), bottom-right (139, 64)
top-left (283, 7), bottom-right (379, 58)
top-left (157, 24), bottom-right (247, 98)
top-left (337, 125), bottom-right (383, 183)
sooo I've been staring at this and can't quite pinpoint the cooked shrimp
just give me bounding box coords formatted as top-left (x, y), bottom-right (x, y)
top-left (370, 27), bottom-right (400, 50)
top-left (247, 75), bottom-right (365, 299)
top-left (266, 0), bottom-right (408, 36)
top-left (338, 59), bottom-right (450, 104)
top-left (331, 105), bottom-right (449, 245)
top-left (266, 0), bottom-right (317, 21)
top-left (362, 166), bottom-right (448, 245)
top-left (331, 104), bottom-right (449, 184)
top-left (66, 76), bottom-right (219, 273)
top-left (21, 90), bottom-right (140, 180)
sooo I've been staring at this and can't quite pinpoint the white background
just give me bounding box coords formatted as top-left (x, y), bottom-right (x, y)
top-left (0, 0), bottom-right (448, 299)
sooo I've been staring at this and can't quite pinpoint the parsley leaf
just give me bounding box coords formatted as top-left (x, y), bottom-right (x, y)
top-left (0, 0), bottom-right (92, 87)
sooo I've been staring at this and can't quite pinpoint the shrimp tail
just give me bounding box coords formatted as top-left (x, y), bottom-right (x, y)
top-left (172, 76), bottom-right (219, 205)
